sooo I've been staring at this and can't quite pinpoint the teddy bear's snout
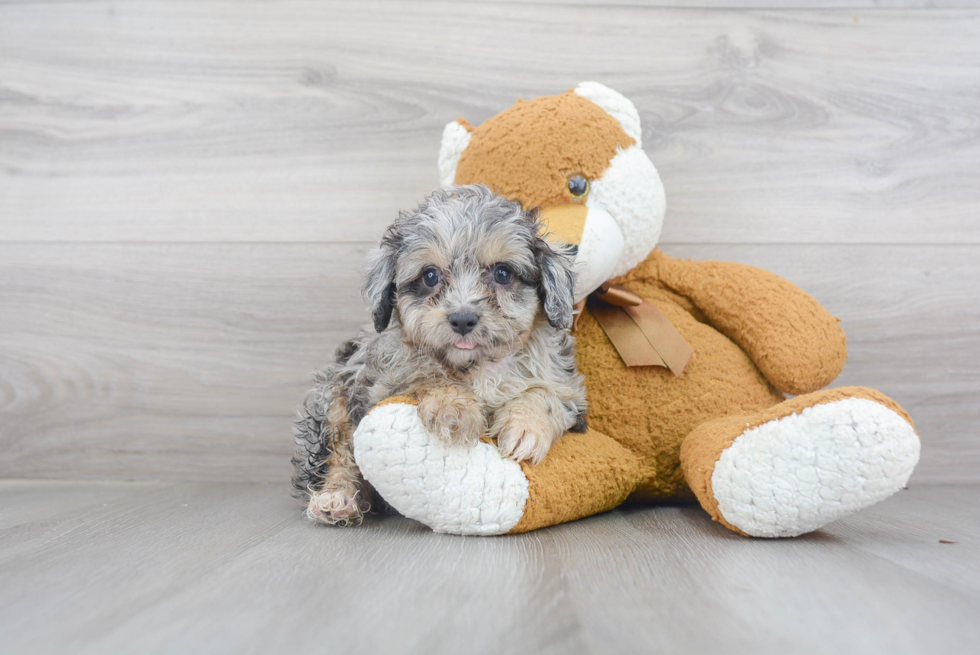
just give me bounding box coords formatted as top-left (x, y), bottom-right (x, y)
top-left (539, 203), bottom-right (625, 302)
top-left (539, 204), bottom-right (589, 247)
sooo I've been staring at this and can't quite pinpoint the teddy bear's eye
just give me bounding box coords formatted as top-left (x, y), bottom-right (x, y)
top-left (568, 175), bottom-right (589, 199)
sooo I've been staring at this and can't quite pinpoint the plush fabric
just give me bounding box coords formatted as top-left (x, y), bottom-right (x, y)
top-left (510, 428), bottom-right (641, 534)
top-left (654, 253), bottom-right (849, 395)
top-left (354, 397), bottom-right (530, 536)
top-left (680, 386), bottom-right (918, 537)
top-left (351, 83), bottom-right (920, 537)
top-left (453, 90), bottom-right (634, 209)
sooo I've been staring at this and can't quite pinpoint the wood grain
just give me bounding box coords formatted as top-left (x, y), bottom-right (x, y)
top-left (0, 243), bottom-right (369, 482)
top-left (2, 2), bottom-right (979, 244)
top-left (0, 242), bottom-right (975, 483)
top-left (1, 5), bottom-right (976, 651)
top-left (484, 0), bottom-right (980, 5)
top-left (1, 2), bottom-right (977, 485)
top-left (0, 480), bottom-right (977, 654)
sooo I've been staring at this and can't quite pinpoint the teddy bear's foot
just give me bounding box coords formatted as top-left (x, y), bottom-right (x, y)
top-left (352, 398), bottom-right (530, 535)
top-left (681, 387), bottom-right (920, 538)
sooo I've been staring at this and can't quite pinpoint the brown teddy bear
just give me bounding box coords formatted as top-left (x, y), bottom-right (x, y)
top-left (349, 82), bottom-right (920, 537)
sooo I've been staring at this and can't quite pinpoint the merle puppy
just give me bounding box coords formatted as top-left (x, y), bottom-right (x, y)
top-left (291, 185), bottom-right (587, 526)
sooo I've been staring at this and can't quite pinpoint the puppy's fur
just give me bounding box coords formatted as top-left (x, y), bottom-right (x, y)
top-left (291, 185), bottom-right (587, 526)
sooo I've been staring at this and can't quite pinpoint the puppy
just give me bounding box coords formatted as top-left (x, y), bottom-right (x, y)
top-left (291, 185), bottom-right (587, 526)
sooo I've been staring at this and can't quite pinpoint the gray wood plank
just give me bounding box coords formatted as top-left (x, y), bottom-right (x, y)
top-left (2, 3), bottom-right (978, 244)
top-left (0, 479), bottom-right (162, 531)
top-left (496, 0), bottom-right (980, 5)
top-left (4, 0), bottom-right (980, 8)
top-left (0, 481), bottom-right (977, 655)
top-left (0, 242), bottom-right (976, 483)
top-left (0, 243), bottom-right (370, 482)
top-left (822, 485), bottom-right (980, 599)
top-left (546, 492), bottom-right (980, 654)
top-left (482, 0), bottom-right (980, 5)
top-left (0, 481), bottom-right (295, 652)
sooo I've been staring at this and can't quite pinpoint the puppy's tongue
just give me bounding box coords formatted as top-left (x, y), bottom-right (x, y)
top-left (455, 340), bottom-right (476, 350)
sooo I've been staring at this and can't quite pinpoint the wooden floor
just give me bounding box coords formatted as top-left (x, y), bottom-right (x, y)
top-left (0, 481), bottom-right (977, 655)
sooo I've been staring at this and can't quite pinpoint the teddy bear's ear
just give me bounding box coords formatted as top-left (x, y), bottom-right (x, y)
top-left (574, 82), bottom-right (642, 148)
top-left (438, 119), bottom-right (474, 187)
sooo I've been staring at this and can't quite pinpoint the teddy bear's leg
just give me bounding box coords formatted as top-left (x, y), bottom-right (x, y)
top-left (680, 387), bottom-right (920, 538)
top-left (352, 397), bottom-right (643, 535)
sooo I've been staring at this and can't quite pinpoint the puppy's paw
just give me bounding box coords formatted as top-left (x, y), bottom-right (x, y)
top-left (417, 386), bottom-right (486, 446)
top-left (306, 486), bottom-right (368, 527)
top-left (492, 411), bottom-right (559, 466)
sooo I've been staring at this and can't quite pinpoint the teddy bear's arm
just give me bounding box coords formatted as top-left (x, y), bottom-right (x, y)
top-left (352, 397), bottom-right (644, 535)
top-left (655, 251), bottom-right (847, 395)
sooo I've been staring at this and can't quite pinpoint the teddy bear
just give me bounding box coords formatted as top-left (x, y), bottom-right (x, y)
top-left (347, 82), bottom-right (920, 537)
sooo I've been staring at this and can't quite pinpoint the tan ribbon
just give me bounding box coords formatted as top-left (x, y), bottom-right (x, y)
top-left (583, 284), bottom-right (693, 376)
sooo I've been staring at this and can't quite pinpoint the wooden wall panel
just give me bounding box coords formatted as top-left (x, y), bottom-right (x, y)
top-left (1, 2), bottom-right (978, 244)
top-left (1, 243), bottom-right (975, 483)
top-left (0, 243), bottom-right (367, 482)
top-left (1, 1), bottom-right (976, 484)
top-left (480, 0), bottom-right (980, 6)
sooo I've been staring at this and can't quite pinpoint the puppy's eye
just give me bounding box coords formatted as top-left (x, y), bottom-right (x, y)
top-left (567, 175), bottom-right (589, 199)
top-left (422, 267), bottom-right (441, 288)
top-left (492, 264), bottom-right (514, 286)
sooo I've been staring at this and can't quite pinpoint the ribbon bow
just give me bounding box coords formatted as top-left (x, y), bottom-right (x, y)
top-left (575, 284), bottom-right (693, 376)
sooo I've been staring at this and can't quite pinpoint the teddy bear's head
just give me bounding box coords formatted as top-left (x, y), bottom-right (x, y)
top-left (438, 82), bottom-right (666, 301)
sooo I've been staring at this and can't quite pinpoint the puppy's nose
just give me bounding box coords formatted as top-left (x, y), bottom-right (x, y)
top-left (448, 312), bottom-right (480, 336)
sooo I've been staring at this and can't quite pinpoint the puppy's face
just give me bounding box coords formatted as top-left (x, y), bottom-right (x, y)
top-left (395, 223), bottom-right (542, 369)
top-left (364, 186), bottom-right (576, 369)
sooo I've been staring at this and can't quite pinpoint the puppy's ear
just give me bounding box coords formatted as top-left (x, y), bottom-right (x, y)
top-left (363, 227), bottom-right (401, 333)
top-left (534, 236), bottom-right (577, 331)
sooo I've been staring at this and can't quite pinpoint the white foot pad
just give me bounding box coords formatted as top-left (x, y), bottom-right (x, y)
top-left (352, 402), bottom-right (529, 536)
top-left (711, 398), bottom-right (920, 538)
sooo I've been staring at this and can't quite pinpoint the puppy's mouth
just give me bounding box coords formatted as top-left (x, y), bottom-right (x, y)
top-left (454, 340), bottom-right (477, 350)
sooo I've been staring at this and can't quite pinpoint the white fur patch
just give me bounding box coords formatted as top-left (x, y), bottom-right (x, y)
top-left (587, 145), bottom-right (665, 281)
top-left (574, 81), bottom-right (642, 146)
top-left (438, 121), bottom-right (472, 187)
top-left (711, 398), bottom-right (920, 538)
top-left (352, 402), bottom-right (529, 535)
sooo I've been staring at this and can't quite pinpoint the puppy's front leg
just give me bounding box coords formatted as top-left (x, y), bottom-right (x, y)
top-left (416, 383), bottom-right (486, 446)
top-left (491, 388), bottom-right (573, 465)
